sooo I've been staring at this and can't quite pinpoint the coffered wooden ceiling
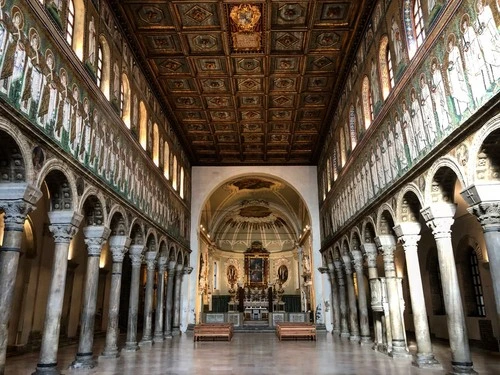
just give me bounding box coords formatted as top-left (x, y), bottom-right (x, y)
top-left (111, 0), bottom-right (374, 165)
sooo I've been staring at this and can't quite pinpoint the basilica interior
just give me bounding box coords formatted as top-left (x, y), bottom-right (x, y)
top-left (0, 0), bottom-right (500, 374)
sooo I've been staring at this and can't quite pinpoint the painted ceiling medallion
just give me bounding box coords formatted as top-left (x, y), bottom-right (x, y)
top-left (229, 4), bottom-right (262, 51)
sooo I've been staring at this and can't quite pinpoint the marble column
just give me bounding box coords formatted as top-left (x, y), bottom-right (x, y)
top-left (139, 251), bottom-right (157, 345)
top-left (0, 185), bottom-right (41, 375)
top-left (153, 257), bottom-right (167, 342)
top-left (70, 226), bottom-right (110, 369)
top-left (421, 204), bottom-right (476, 374)
top-left (164, 260), bottom-right (176, 338)
top-left (462, 184), bottom-right (500, 330)
top-left (362, 243), bottom-right (385, 351)
top-left (343, 255), bottom-right (360, 342)
top-left (33, 211), bottom-right (83, 375)
top-left (375, 235), bottom-right (411, 359)
top-left (172, 264), bottom-right (184, 335)
top-left (123, 244), bottom-right (144, 352)
top-left (327, 262), bottom-right (341, 335)
top-left (100, 236), bottom-right (131, 358)
top-left (394, 223), bottom-right (441, 369)
top-left (352, 250), bottom-right (372, 345)
top-left (333, 259), bottom-right (350, 337)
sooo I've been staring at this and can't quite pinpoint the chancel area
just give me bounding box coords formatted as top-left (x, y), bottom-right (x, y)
top-left (1, 0), bottom-right (500, 374)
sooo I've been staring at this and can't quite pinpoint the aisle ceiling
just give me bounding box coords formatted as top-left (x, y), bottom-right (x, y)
top-left (111, 0), bottom-right (374, 165)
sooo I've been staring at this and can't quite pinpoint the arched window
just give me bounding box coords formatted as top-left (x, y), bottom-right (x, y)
top-left (153, 123), bottom-right (159, 166)
top-left (180, 167), bottom-right (185, 199)
top-left (66, 0), bottom-right (85, 60)
top-left (172, 155), bottom-right (178, 190)
top-left (339, 128), bottom-right (346, 167)
top-left (349, 106), bottom-right (357, 149)
top-left (362, 76), bottom-right (373, 129)
top-left (163, 141), bottom-right (170, 179)
top-left (332, 148), bottom-right (338, 181)
top-left (139, 101), bottom-right (147, 149)
top-left (326, 158), bottom-right (331, 192)
top-left (405, 0), bottom-right (426, 59)
top-left (97, 36), bottom-right (111, 99)
top-left (379, 35), bottom-right (394, 100)
top-left (121, 74), bottom-right (131, 128)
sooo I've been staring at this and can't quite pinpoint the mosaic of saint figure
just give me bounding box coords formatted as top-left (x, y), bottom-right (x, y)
top-left (54, 69), bottom-right (72, 141)
top-left (88, 16), bottom-right (96, 67)
top-left (37, 51), bottom-right (58, 129)
top-left (20, 30), bottom-right (43, 118)
top-left (391, 17), bottom-right (404, 66)
top-left (393, 114), bottom-right (408, 170)
top-left (430, 58), bottom-right (451, 132)
top-left (370, 59), bottom-right (380, 105)
top-left (1, 11), bottom-right (26, 102)
top-left (476, 0), bottom-right (500, 83)
top-left (446, 34), bottom-right (470, 117)
top-left (410, 89), bottom-right (427, 153)
top-left (387, 128), bottom-right (398, 177)
top-left (370, 147), bottom-right (379, 194)
top-left (419, 74), bottom-right (438, 145)
top-left (402, 100), bottom-right (418, 161)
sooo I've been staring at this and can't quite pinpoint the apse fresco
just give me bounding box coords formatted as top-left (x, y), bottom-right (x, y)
top-left (0, 0), bottom-right (189, 245)
top-left (320, 0), bottom-right (500, 243)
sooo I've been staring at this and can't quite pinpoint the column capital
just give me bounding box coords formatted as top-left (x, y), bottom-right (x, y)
top-left (0, 199), bottom-right (38, 231)
top-left (109, 235), bottom-right (131, 263)
top-left (144, 251), bottom-right (157, 270)
top-left (468, 202), bottom-right (500, 232)
top-left (83, 226), bottom-right (111, 256)
top-left (461, 183), bottom-right (500, 207)
top-left (342, 255), bottom-right (353, 275)
top-left (318, 266), bottom-right (329, 274)
top-left (129, 244), bottom-right (145, 267)
top-left (183, 266), bottom-right (193, 275)
top-left (374, 235), bottom-right (396, 250)
top-left (361, 242), bottom-right (378, 268)
top-left (421, 204), bottom-right (456, 239)
top-left (351, 250), bottom-right (364, 272)
top-left (158, 256), bottom-right (168, 271)
top-left (168, 260), bottom-right (177, 273)
top-left (0, 183), bottom-right (42, 207)
top-left (175, 264), bottom-right (184, 279)
top-left (48, 211), bottom-right (84, 244)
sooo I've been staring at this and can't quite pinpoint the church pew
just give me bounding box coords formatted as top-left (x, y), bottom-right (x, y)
top-left (276, 322), bottom-right (316, 341)
top-left (193, 323), bottom-right (234, 341)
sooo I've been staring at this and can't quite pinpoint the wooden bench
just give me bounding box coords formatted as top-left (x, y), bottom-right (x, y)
top-left (276, 322), bottom-right (316, 341)
top-left (193, 323), bottom-right (234, 341)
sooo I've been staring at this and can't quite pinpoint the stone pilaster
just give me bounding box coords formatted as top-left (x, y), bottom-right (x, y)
top-left (352, 250), bottom-right (371, 345)
top-left (327, 262), bottom-right (341, 335)
top-left (70, 226), bottom-right (111, 369)
top-left (153, 257), bottom-right (167, 342)
top-left (164, 260), bottom-right (176, 338)
top-left (33, 211), bottom-right (83, 375)
top-left (333, 259), bottom-right (350, 338)
top-left (343, 255), bottom-right (360, 342)
top-left (394, 223), bottom-right (441, 369)
top-left (139, 252), bottom-right (157, 345)
top-left (375, 235), bottom-right (411, 359)
top-left (172, 264), bottom-right (184, 335)
top-left (421, 204), bottom-right (476, 374)
top-left (0, 184), bottom-right (41, 375)
top-left (462, 184), bottom-right (500, 332)
top-left (101, 236), bottom-right (131, 358)
top-left (123, 245), bottom-right (144, 352)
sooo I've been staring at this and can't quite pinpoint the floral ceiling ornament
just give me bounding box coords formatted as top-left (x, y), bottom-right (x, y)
top-left (230, 4), bottom-right (261, 32)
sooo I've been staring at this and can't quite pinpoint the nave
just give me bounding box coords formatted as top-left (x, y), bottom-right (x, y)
top-left (5, 333), bottom-right (500, 375)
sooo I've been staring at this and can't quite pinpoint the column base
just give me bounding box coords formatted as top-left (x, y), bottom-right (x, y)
top-left (122, 342), bottom-right (140, 352)
top-left (100, 348), bottom-right (120, 359)
top-left (172, 328), bottom-right (181, 336)
top-left (153, 333), bottom-right (165, 343)
top-left (450, 361), bottom-right (477, 375)
top-left (139, 339), bottom-right (153, 346)
top-left (349, 334), bottom-right (360, 342)
top-left (164, 332), bottom-right (173, 339)
top-left (69, 353), bottom-right (96, 370)
top-left (332, 328), bottom-right (340, 335)
top-left (340, 332), bottom-right (350, 338)
top-left (360, 336), bottom-right (373, 346)
top-left (389, 345), bottom-right (412, 360)
top-left (412, 353), bottom-right (442, 369)
top-left (32, 363), bottom-right (61, 375)
top-left (374, 343), bottom-right (389, 354)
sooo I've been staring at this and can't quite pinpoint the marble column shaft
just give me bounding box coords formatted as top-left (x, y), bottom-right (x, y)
top-left (334, 259), bottom-right (349, 337)
top-left (394, 223), bottom-right (440, 368)
top-left (164, 261), bottom-right (176, 338)
top-left (172, 264), bottom-right (184, 334)
top-left (101, 236), bottom-right (130, 358)
top-left (468, 201), bottom-right (500, 329)
top-left (140, 252), bottom-right (157, 345)
top-left (352, 251), bottom-right (371, 344)
top-left (123, 245), bottom-right (144, 352)
top-left (33, 211), bottom-right (83, 375)
top-left (153, 259), bottom-right (167, 342)
top-left (363, 243), bottom-right (384, 350)
top-left (343, 256), bottom-right (360, 341)
top-left (422, 205), bottom-right (475, 374)
top-left (327, 262), bottom-right (341, 334)
top-left (71, 226), bottom-right (110, 369)
top-left (0, 194), bottom-right (39, 375)
top-left (376, 235), bottom-right (410, 358)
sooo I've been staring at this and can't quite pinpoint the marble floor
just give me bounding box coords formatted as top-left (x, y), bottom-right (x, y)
top-left (5, 332), bottom-right (500, 375)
